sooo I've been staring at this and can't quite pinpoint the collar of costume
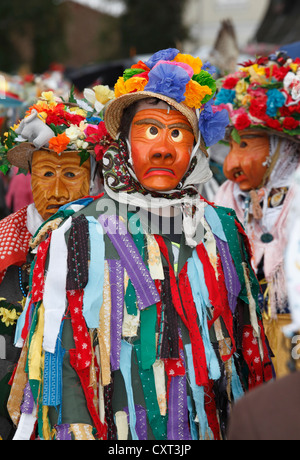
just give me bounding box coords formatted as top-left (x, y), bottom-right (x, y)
top-left (102, 139), bottom-right (212, 247)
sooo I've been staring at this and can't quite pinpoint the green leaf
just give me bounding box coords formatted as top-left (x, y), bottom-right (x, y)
top-left (78, 149), bottom-right (90, 166)
top-left (123, 68), bottom-right (146, 81)
top-left (69, 85), bottom-right (77, 103)
top-left (231, 128), bottom-right (241, 144)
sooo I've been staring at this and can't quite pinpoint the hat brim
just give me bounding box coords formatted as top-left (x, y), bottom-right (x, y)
top-left (104, 91), bottom-right (200, 142)
top-left (7, 143), bottom-right (96, 171)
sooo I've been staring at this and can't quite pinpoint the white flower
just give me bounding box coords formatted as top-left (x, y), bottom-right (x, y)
top-left (83, 84), bottom-right (115, 113)
top-left (76, 139), bottom-right (88, 149)
top-left (284, 71), bottom-right (300, 103)
top-left (65, 124), bottom-right (83, 142)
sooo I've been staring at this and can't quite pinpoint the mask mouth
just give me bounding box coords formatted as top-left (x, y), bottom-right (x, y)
top-left (46, 203), bottom-right (67, 211)
top-left (144, 167), bottom-right (176, 178)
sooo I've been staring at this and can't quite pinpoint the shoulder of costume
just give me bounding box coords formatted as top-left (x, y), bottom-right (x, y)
top-left (0, 205), bottom-right (31, 277)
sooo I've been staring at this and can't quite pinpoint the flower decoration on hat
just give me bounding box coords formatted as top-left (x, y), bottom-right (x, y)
top-left (214, 52), bottom-right (300, 142)
top-left (0, 86), bottom-right (115, 174)
top-left (114, 48), bottom-right (229, 147)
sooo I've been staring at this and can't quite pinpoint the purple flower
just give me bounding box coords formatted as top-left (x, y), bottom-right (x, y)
top-left (199, 99), bottom-right (229, 147)
top-left (145, 62), bottom-right (190, 103)
top-left (145, 48), bottom-right (179, 69)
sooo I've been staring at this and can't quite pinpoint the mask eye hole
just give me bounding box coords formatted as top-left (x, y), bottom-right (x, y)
top-left (44, 171), bottom-right (54, 177)
top-left (240, 141), bottom-right (248, 148)
top-left (64, 171), bottom-right (76, 178)
top-left (171, 129), bottom-right (183, 142)
top-left (146, 125), bottom-right (159, 139)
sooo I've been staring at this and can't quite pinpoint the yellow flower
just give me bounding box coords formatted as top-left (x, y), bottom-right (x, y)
top-left (125, 76), bottom-right (148, 93)
top-left (290, 63), bottom-right (299, 73)
top-left (184, 80), bottom-right (212, 108)
top-left (114, 77), bottom-right (127, 98)
top-left (69, 107), bottom-right (87, 117)
top-left (173, 53), bottom-right (203, 74)
top-left (93, 85), bottom-right (115, 105)
top-left (0, 307), bottom-right (20, 327)
top-left (241, 94), bottom-right (252, 105)
top-left (41, 91), bottom-right (57, 105)
top-left (236, 79), bottom-right (248, 95)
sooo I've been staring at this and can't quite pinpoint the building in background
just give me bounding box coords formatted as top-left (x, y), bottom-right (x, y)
top-left (183, 0), bottom-right (269, 56)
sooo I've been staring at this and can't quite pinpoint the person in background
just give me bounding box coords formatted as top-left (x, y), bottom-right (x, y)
top-left (227, 164), bottom-right (300, 440)
top-left (0, 90), bottom-right (105, 440)
top-left (214, 53), bottom-right (300, 378)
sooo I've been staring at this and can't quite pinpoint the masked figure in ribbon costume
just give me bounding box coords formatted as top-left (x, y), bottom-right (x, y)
top-left (214, 53), bottom-right (300, 378)
top-left (8, 50), bottom-right (272, 441)
top-left (0, 91), bottom-right (106, 439)
top-left (227, 165), bottom-right (300, 440)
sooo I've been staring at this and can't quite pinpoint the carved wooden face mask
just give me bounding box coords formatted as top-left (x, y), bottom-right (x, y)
top-left (223, 131), bottom-right (270, 191)
top-left (130, 108), bottom-right (195, 192)
top-left (31, 150), bottom-right (91, 220)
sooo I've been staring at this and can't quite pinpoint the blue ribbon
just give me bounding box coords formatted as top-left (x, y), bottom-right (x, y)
top-left (119, 340), bottom-right (138, 440)
top-left (82, 216), bottom-right (105, 328)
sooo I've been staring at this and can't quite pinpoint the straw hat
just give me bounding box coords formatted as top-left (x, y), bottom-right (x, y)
top-left (103, 48), bottom-right (229, 152)
top-left (104, 90), bottom-right (199, 141)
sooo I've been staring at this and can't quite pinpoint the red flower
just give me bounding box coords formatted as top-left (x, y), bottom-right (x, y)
top-left (223, 76), bottom-right (239, 90)
top-left (266, 65), bottom-right (290, 81)
top-left (282, 117), bottom-right (299, 130)
top-left (265, 117), bottom-right (282, 131)
top-left (46, 104), bottom-right (85, 127)
top-left (234, 113), bottom-right (251, 131)
top-left (249, 96), bottom-right (267, 120)
top-left (84, 121), bottom-right (113, 161)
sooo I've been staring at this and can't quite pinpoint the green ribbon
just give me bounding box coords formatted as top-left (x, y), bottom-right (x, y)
top-left (134, 342), bottom-right (167, 440)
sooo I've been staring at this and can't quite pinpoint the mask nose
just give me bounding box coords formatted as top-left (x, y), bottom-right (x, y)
top-left (46, 175), bottom-right (70, 201)
top-left (223, 147), bottom-right (242, 176)
top-left (150, 135), bottom-right (177, 165)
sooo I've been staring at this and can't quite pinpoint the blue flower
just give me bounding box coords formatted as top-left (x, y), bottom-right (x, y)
top-left (199, 99), bottom-right (229, 147)
top-left (145, 48), bottom-right (179, 69)
top-left (86, 116), bottom-right (102, 124)
top-left (214, 88), bottom-right (236, 105)
top-left (202, 61), bottom-right (217, 76)
top-left (145, 63), bottom-right (190, 103)
top-left (266, 88), bottom-right (286, 117)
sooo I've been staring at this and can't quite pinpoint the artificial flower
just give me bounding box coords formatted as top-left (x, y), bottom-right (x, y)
top-left (235, 79), bottom-right (248, 95)
top-left (184, 80), bottom-right (212, 108)
top-left (145, 48), bottom-right (179, 69)
top-left (0, 307), bottom-right (20, 327)
top-left (234, 113), bottom-right (251, 131)
top-left (84, 85), bottom-right (115, 113)
top-left (40, 91), bottom-right (59, 105)
top-left (223, 76), bottom-right (240, 90)
top-left (173, 53), bottom-right (203, 74)
top-left (125, 76), bottom-right (148, 93)
top-left (199, 99), bottom-right (229, 147)
top-left (65, 124), bottom-right (84, 142)
top-left (249, 96), bottom-right (267, 120)
top-left (84, 121), bottom-right (113, 161)
top-left (114, 76), bottom-right (127, 98)
top-left (131, 60), bottom-right (150, 72)
top-left (266, 89), bottom-right (286, 117)
top-left (145, 63), bottom-right (190, 103)
top-left (283, 117), bottom-right (299, 130)
top-left (49, 132), bottom-right (70, 154)
top-left (215, 88), bottom-right (236, 105)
